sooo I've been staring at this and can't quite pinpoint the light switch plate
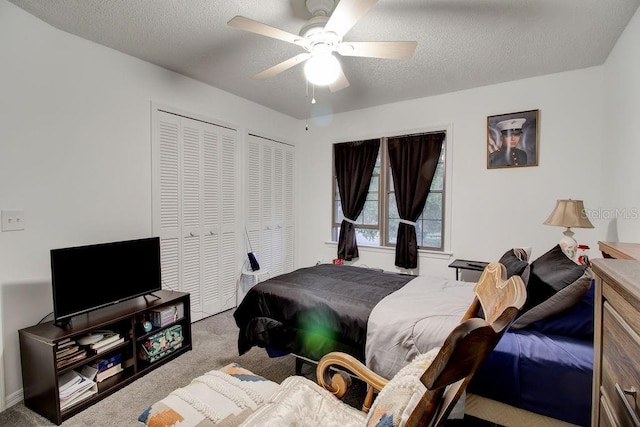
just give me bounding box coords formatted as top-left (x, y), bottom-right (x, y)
top-left (1, 210), bottom-right (25, 231)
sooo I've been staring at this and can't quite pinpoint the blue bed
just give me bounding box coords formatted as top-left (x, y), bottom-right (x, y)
top-left (468, 280), bottom-right (594, 426)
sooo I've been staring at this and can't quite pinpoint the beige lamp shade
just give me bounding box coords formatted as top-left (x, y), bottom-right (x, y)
top-left (544, 199), bottom-right (594, 259)
top-left (543, 199), bottom-right (594, 232)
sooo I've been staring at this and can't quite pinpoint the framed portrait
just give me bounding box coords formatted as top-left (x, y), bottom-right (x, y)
top-left (487, 109), bottom-right (539, 169)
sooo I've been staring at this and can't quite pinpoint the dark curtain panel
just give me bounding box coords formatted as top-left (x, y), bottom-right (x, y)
top-left (334, 139), bottom-right (380, 260)
top-left (388, 133), bottom-right (445, 269)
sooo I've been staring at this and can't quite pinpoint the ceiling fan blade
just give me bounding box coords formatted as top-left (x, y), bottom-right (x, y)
top-left (228, 16), bottom-right (307, 47)
top-left (252, 53), bottom-right (311, 80)
top-left (324, 0), bottom-right (378, 38)
top-left (337, 41), bottom-right (417, 59)
top-left (329, 67), bottom-right (350, 92)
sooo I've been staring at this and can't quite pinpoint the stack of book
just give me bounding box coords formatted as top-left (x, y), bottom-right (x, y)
top-left (81, 353), bottom-right (123, 383)
top-left (150, 303), bottom-right (184, 328)
top-left (56, 339), bottom-right (87, 369)
top-left (58, 370), bottom-right (97, 410)
top-left (88, 332), bottom-right (125, 355)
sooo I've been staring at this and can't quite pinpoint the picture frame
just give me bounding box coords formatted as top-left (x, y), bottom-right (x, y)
top-left (487, 109), bottom-right (539, 169)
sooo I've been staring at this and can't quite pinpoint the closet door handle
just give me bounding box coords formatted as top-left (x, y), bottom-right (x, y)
top-left (615, 383), bottom-right (640, 427)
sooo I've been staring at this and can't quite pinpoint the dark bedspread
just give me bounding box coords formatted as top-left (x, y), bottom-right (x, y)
top-left (233, 264), bottom-right (414, 361)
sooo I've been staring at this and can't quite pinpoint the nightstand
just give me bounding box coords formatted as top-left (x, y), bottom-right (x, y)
top-left (241, 266), bottom-right (270, 284)
top-left (236, 266), bottom-right (271, 306)
top-left (448, 259), bottom-right (489, 281)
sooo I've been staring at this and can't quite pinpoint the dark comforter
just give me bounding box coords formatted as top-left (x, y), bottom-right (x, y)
top-left (233, 264), bottom-right (414, 361)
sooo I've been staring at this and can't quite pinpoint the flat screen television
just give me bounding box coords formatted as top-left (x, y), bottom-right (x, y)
top-left (50, 237), bottom-right (162, 325)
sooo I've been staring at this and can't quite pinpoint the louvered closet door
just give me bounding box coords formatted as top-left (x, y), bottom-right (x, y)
top-left (154, 110), bottom-right (238, 322)
top-left (156, 112), bottom-right (181, 293)
top-left (217, 130), bottom-right (238, 314)
top-left (271, 144), bottom-right (285, 276)
top-left (245, 136), bottom-right (263, 267)
top-left (282, 147), bottom-right (295, 273)
top-left (245, 135), bottom-right (295, 282)
top-left (261, 142), bottom-right (274, 273)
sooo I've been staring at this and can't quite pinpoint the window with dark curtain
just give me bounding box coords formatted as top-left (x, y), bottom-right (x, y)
top-left (334, 139), bottom-right (380, 260)
top-left (388, 133), bottom-right (445, 268)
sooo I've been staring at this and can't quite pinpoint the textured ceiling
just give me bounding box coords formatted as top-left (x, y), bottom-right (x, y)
top-left (9, 0), bottom-right (640, 119)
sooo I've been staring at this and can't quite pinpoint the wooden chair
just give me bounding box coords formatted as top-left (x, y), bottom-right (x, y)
top-left (314, 262), bottom-right (526, 426)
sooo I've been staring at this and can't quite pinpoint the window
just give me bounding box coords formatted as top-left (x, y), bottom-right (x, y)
top-left (333, 154), bottom-right (382, 245)
top-left (332, 132), bottom-right (446, 251)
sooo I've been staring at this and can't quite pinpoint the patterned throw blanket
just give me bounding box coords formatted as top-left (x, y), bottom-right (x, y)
top-left (138, 364), bottom-right (279, 427)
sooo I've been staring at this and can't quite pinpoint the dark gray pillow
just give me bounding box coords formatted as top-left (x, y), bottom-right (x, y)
top-left (499, 248), bottom-right (529, 280)
top-left (511, 245), bottom-right (592, 329)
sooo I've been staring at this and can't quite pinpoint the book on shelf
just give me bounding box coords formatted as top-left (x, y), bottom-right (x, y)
top-left (58, 370), bottom-right (97, 410)
top-left (60, 386), bottom-right (97, 411)
top-left (95, 363), bottom-right (123, 382)
top-left (90, 352), bottom-right (122, 372)
top-left (56, 339), bottom-right (77, 351)
top-left (94, 337), bottom-right (125, 354)
top-left (56, 345), bottom-right (80, 358)
top-left (59, 370), bottom-right (83, 392)
top-left (90, 333), bottom-right (122, 350)
top-left (79, 365), bottom-right (98, 382)
top-left (56, 349), bottom-right (88, 369)
top-left (149, 303), bottom-right (184, 327)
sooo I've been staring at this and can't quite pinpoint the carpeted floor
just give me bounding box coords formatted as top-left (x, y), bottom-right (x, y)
top-left (0, 308), bottom-right (495, 427)
top-left (0, 309), bottom-right (305, 426)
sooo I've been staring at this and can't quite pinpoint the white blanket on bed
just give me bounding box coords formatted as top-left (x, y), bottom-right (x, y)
top-left (365, 275), bottom-right (476, 379)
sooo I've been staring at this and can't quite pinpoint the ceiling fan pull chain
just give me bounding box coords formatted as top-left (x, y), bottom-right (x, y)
top-left (305, 79), bottom-right (310, 131)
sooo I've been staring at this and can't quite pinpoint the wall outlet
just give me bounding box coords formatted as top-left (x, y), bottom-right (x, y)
top-left (315, 258), bottom-right (323, 265)
top-left (1, 210), bottom-right (25, 231)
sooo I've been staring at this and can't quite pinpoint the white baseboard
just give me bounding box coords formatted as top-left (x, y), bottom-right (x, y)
top-left (5, 389), bottom-right (23, 410)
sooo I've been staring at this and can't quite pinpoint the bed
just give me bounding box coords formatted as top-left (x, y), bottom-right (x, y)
top-left (233, 245), bottom-right (594, 426)
top-left (233, 263), bottom-right (415, 362)
top-left (467, 284), bottom-right (594, 427)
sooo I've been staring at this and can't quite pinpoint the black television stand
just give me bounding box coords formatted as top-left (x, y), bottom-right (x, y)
top-left (19, 290), bottom-right (191, 425)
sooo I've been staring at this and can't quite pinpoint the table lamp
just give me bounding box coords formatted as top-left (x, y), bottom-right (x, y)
top-left (543, 199), bottom-right (594, 259)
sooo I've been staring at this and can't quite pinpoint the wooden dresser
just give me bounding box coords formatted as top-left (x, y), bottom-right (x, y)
top-left (592, 242), bottom-right (640, 426)
top-left (599, 241), bottom-right (640, 261)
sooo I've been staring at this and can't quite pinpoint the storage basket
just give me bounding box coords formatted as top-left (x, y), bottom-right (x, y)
top-left (139, 324), bottom-right (183, 363)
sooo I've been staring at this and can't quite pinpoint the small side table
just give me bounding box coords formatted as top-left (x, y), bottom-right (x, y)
top-left (237, 267), bottom-right (271, 306)
top-left (448, 259), bottom-right (489, 281)
top-left (241, 267), bottom-right (270, 286)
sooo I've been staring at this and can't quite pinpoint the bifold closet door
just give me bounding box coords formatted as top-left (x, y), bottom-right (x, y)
top-left (153, 110), bottom-right (239, 322)
top-left (245, 135), bottom-right (295, 280)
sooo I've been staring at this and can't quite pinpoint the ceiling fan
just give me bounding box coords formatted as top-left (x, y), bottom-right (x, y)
top-left (227, 0), bottom-right (417, 92)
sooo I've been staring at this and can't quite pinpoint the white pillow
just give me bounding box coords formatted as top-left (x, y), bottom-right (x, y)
top-left (365, 347), bottom-right (440, 427)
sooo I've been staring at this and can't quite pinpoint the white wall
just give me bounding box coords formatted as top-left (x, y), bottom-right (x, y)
top-left (602, 7), bottom-right (640, 243)
top-left (297, 67), bottom-right (605, 276)
top-left (0, 0), bottom-right (300, 405)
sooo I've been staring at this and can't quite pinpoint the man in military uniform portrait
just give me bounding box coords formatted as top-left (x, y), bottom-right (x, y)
top-left (488, 118), bottom-right (528, 167)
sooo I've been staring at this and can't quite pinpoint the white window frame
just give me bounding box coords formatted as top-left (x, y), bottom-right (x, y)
top-left (331, 124), bottom-right (453, 255)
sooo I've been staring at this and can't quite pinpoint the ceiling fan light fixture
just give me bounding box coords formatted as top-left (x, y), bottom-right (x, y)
top-left (304, 52), bottom-right (341, 86)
